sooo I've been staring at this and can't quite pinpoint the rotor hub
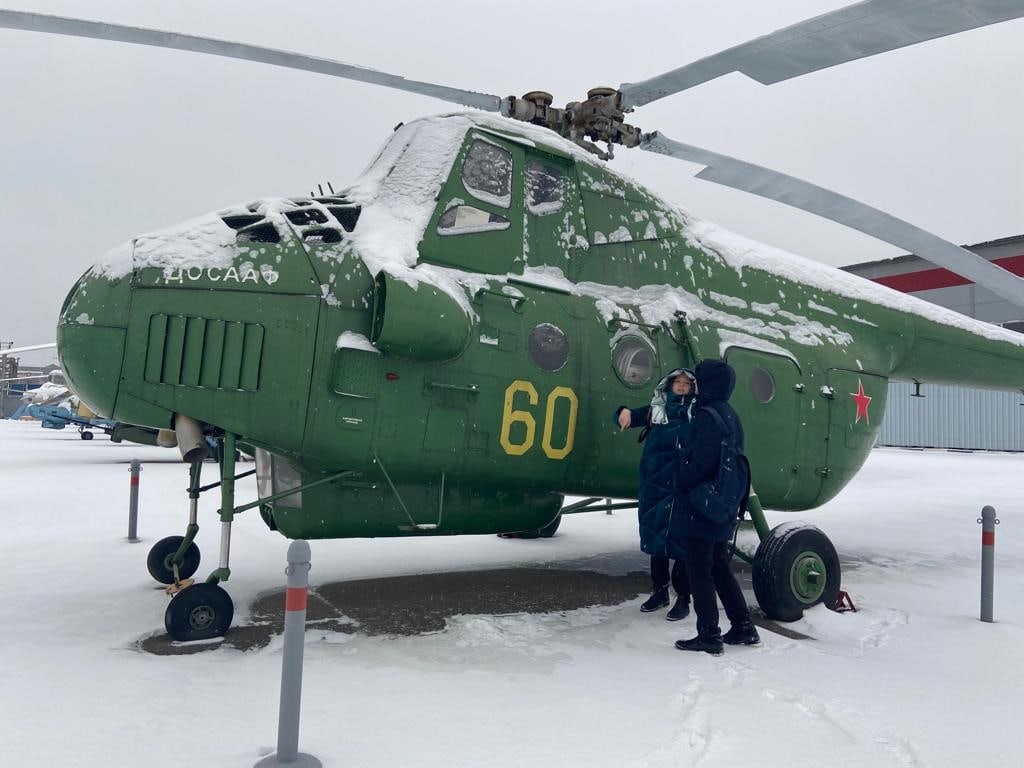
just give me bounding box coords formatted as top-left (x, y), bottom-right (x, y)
top-left (522, 90), bottom-right (554, 108)
top-left (500, 87), bottom-right (641, 159)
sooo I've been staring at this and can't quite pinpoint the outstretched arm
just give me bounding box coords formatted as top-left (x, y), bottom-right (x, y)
top-left (613, 405), bottom-right (650, 431)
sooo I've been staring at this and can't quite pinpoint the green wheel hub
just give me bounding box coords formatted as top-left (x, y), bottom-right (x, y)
top-left (753, 524), bottom-right (841, 622)
top-left (188, 605), bottom-right (217, 631)
top-left (790, 550), bottom-right (827, 604)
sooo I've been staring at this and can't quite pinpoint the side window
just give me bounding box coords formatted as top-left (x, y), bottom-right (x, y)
top-left (462, 140), bottom-right (512, 208)
top-left (528, 323), bottom-right (570, 372)
top-left (437, 204), bottom-right (510, 236)
top-left (612, 335), bottom-right (657, 387)
top-left (527, 161), bottom-right (564, 216)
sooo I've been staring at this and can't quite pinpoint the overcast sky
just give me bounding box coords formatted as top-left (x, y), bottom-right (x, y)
top-left (2, 0), bottom-right (1022, 365)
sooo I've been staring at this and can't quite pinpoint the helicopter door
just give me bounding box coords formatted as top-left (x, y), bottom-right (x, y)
top-left (523, 155), bottom-right (587, 277)
top-left (723, 347), bottom-right (814, 509)
top-left (820, 369), bottom-right (888, 501)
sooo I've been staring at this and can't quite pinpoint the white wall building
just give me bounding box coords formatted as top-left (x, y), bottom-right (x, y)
top-left (843, 235), bottom-right (1024, 451)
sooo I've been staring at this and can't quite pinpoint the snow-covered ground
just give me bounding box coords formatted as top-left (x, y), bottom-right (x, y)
top-left (1, 420), bottom-right (1022, 766)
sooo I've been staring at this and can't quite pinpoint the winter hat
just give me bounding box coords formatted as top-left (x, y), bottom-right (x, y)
top-left (650, 367), bottom-right (696, 424)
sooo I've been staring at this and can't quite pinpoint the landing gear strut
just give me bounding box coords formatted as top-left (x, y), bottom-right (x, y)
top-left (153, 434), bottom-right (242, 642)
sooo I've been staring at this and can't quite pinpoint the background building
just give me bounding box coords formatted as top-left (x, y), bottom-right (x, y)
top-left (843, 235), bottom-right (1024, 451)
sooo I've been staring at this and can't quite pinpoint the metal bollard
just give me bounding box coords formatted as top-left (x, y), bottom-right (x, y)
top-left (979, 506), bottom-right (999, 623)
top-left (126, 459), bottom-right (141, 542)
top-left (255, 541), bottom-right (321, 768)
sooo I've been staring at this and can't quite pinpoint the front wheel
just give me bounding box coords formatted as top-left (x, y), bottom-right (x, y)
top-left (80, 431), bottom-right (93, 441)
top-left (752, 523), bottom-right (840, 622)
top-left (165, 583), bottom-right (234, 641)
top-left (147, 535), bottom-right (200, 585)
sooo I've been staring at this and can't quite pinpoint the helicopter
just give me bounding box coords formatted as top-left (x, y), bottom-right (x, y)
top-left (2, 1), bottom-right (1023, 642)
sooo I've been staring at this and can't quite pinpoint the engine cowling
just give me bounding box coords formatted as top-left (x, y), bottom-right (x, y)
top-left (370, 271), bottom-right (471, 361)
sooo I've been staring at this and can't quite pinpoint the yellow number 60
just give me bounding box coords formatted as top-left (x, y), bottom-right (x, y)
top-left (500, 380), bottom-right (578, 460)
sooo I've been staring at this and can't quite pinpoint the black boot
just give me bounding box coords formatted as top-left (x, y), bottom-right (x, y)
top-left (666, 596), bottom-right (690, 621)
top-left (675, 628), bottom-right (724, 655)
top-left (640, 585), bottom-right (670, 612)
top-left (723, 620), bottom-right (761, 646)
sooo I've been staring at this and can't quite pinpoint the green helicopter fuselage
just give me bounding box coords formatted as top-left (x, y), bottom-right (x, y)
top-left (56, 113), bottom-right (1024, 539)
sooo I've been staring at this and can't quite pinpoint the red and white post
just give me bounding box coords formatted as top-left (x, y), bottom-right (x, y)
top-left (126, 459), bottom-right (141, 542)
top-left (256, 540), bottom-right (321, 767)
top-left (979, 505), bottom-right (998, 623)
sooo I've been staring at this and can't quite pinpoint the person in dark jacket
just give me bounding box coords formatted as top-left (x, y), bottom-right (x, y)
top-left (614, 368), bottom-right (695, 621)
top-left (670, 359), bottom-right (760, 654)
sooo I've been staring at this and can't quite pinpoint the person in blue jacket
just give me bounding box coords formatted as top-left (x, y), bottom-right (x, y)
top-left (670, 359), bottom-right (760, 654)
top-left (614, 368), bottom-right (695, 621)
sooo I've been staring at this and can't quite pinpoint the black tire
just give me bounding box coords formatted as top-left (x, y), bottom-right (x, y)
top-left (538, 513), bottom-right (562, 538)
top-left (498, 513), bottom-right (562, 540)
top-left (80, 431), bottom-right (93, 441)
top-left (752, 523), bottom-right (840, 622)
top-left (164, 583), bottom-right (234, 641)
top-left (146, 535), bottom-right (201, 585)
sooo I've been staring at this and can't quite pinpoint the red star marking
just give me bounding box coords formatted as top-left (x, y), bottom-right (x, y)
top-left (850, 379), bottom-right (872, 425)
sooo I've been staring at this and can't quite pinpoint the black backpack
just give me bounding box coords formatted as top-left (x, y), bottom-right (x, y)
top-left (687, 406), bottom-right (751, 525)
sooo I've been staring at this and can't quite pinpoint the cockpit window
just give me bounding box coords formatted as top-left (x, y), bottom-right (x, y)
top-left (527, 161), bottom-right (564, 216)
top-left (461, 139), bottom-right (512, 208)
top-left (437, 204), bottom-right (510, 236)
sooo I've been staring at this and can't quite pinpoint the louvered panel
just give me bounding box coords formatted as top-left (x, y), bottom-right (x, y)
top-left (180, 316), bottom-right (207, 386)
top-left (162, 315), bottom-right (186, 385)
top-left (143, 313), bottom-right (263, 392)
top-left (144, 314), bottom-right (168, 383)
top-left (239, 323), bottom-right (264, 391)
top-left (199, 320), bottom-right (225, 388)
top-left (220, 322), bottom-right (245, 390)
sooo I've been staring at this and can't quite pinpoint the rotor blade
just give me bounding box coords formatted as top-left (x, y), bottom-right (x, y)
top-left (639, 131), bottom-right (1024, 306)
top-left (621, 0), bottom-right (1024, 109)
top-left (0, 343), bottom-right (57, 356)
top-left (0, 375), bottom-right (50, 383)
top-left (0, 9), bottom-right (502, 111)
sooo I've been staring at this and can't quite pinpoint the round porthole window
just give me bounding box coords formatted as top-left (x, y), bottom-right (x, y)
top-left (612, 335), bottom-right (657, 387)
top-left (750, 367), bottom-right (775, 403)
top-left (528, 323), bottom-right (570, 372)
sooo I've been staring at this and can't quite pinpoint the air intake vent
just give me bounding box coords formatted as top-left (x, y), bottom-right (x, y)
top-left (237, 223), bottom-right (280, 243)
top-left (286, 209), bottom-right (328, 225)
top-left (328, 206), bottom-right (361, 232)
top-left (145, 314), bottom-right (264, 391)
top-left (221, 214), bottom-right (264, 230)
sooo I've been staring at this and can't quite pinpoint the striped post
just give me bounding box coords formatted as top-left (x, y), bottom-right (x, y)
top-left (979, 506), bottom-right (998, 623)
top-left (126, 459), bottom-right (141, 542)
top-left (255, 541), bottom-right (321, 767)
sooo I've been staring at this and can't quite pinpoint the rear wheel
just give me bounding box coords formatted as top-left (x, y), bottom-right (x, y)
top-left (498, 513), bottom-right (562, 540)
top-left (752, 523), bottom-right (840, 622)
top-left (538, 513), bottom-right (562, 538)
top-left (165, 583), bottom-right (234, 641)
top-left (80, 431), bottom-right (93, 441)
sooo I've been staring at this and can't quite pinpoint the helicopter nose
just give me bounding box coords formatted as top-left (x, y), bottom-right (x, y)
top-left (57, 245), bottom-right (134, 417)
